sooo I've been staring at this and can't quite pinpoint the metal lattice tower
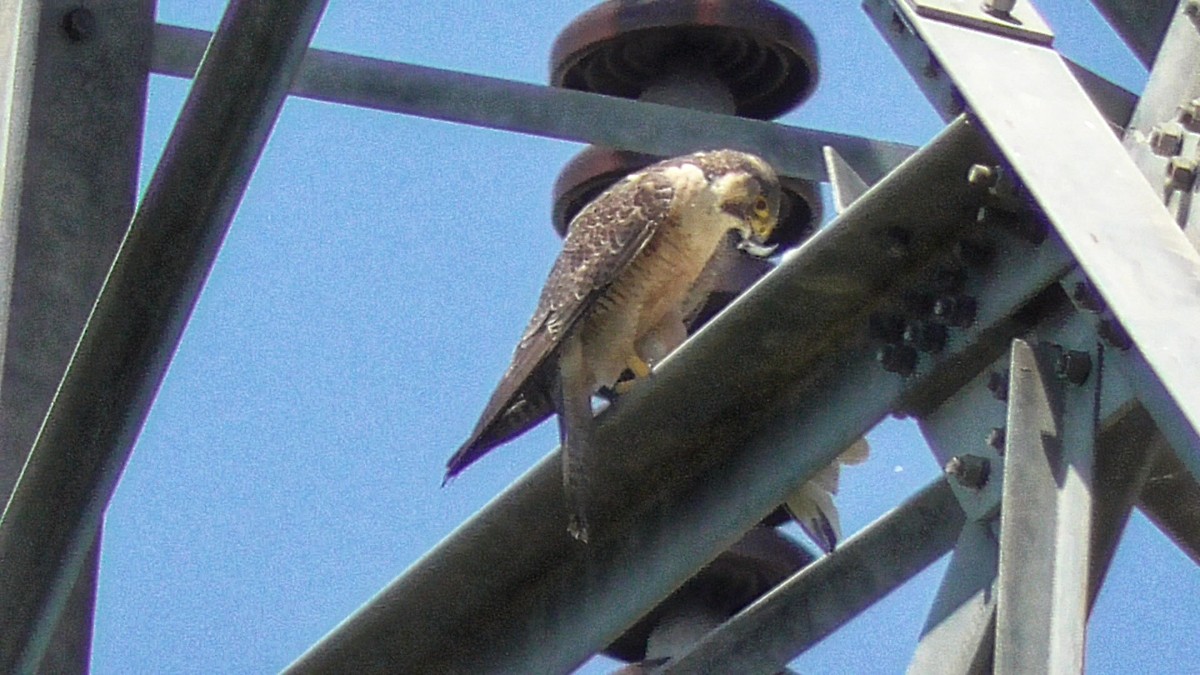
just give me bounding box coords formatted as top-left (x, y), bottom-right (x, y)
top-left (1, 0), bottom-right (1197, 673)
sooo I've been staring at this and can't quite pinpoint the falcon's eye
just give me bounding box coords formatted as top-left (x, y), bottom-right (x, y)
top-left (753, 196), bottom-right (770, 218)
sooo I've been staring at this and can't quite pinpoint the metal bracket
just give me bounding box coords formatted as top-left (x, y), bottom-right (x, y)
top-left (993, 338), bottom-right (1097, 673)
top-left (904, 0), bottom-right (1054, 45)
top-left (919, 363), bottom-right (1009, 522)
top-left (822, 145), bottom-right (870, 215)
top-left (876, 0), bottom-right (1200, 499)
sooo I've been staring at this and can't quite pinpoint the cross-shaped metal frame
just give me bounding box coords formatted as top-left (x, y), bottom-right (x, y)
top-left (1, 0), bottom-right (1195, 672)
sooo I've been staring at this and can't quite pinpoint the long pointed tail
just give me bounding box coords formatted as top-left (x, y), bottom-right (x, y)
top-left (555, 335), bottom-right (595, 543)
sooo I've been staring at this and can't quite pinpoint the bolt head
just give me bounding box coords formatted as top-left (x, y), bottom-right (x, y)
top-left (986, 427), bottom-right (1006, 452)
top-left (1180, 99), bottom-right (1200, 132)
top-left (932, 295), bottom-right (977, 328)
top-left (1056, 350), bottom-right (1092, 385)
top-left (945, 454), bottom-right (990, 489)
top-left (62, 7), bottom-right (96, 42)
top-left (967, 164), bottom-right (998, 188)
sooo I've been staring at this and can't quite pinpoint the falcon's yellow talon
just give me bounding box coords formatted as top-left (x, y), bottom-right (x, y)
top-left (627, 356), bottom-right (652, 380)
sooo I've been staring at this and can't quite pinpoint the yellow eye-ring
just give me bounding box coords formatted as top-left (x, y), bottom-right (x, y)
top-left (753, 195), bottom-right (770, 218)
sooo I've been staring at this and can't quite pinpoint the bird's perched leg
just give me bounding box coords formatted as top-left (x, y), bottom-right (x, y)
top-left (555, 333), bottom-right (596, 542)
top-left (627, 355), bottom-right (652, 379)
top-left (613, 310), bottom-right (690, 396)
top-left (612, 355), bottom-right (652, 396)
top-left (637, 308), bottom-right (689, 366)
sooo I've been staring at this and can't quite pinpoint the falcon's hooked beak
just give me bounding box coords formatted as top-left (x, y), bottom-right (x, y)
top-left (737, 193), bottom-right (778, 258)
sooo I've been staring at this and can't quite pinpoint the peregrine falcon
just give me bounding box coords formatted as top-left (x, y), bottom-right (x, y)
top-left (447, 149), bottom-right (858, 545)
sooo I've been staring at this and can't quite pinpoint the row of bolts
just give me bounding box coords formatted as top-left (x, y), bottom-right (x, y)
top-left (866, 161), bottom-right (1127, 491)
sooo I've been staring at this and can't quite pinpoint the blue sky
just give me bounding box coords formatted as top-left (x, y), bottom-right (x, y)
top-left (89, 2), bottom-right (1199, 673)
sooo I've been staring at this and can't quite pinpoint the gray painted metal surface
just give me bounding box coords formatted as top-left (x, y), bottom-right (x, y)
top-left (994, 339), bottom-right (1095, 674)
top-left (1089, 0), bottom-right (1176, 67)
top-left (905, 0), bottom-right (1055, 44)
top-left (1060, 57), bottom-right (1137, 129)
top-left (821, 146), bottom-right (870, 214)
top-left (1032, 293), bottom-right (1166, 606)
top-left (1138, 436), bottom-right (1200, 564)
top-left (149, 23), bottom-right (916, 186)
top-left (285, 118), bottom-right (1086, 673)
top-left (1121, 2), bottom-right (1200, 251)
top-left (908, 521), bottom-right (997, 675)
top-left (0, 1), bottom-right (153, 672)
top-left (660, 479), bottom-right (965, 674)
top-left (919, 362), bottom-right (1008, 522)
top-left (876, 0), bottom-right (1200, 566)
top-left (878, 0), bottom-right (1200, 520)
top-left (0, 1), bottom-right (328, 671)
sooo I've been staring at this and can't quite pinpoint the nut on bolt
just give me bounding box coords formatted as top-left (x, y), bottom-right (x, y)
top-left (1149, 123), bottom-right (1185, 156)
top-left (1180, 99), bottom-right (1200, 132)
top-left (986, 427), bottom-right (1006, 453)
top-left (1187, 0), bottom-right (1200, 22)
top-left (1056, 350), bottom-right (1092, 385)
top-left (1167, 157), bottom-right (1198, 192)
top-left (945, 454), bottom-right (990, 489)
top-left (932, 294), bottom-right (977, 328)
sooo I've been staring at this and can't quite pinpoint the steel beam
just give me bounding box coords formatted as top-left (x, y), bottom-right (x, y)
top-left (873, 0), bottom-right (1200, 533)
top-left (1105, 1), bottom-right (1200, 565)
top-left (1138, 437), bottom-right (1200, 564)
top-left (873, 0), bottom-right (1200, 564)
top-left (0, 1), bottom-right (153, 672)
top-left (1120, 1), bottom-right (1200, 251)
top-left (660, 479), bottom-right (965, 674)
top-left (149, 23), bottom-right (916, 185)
top-left (993, 339), bottom-right (1097, 674)
top-left (285, 117), bottom-right (1082, 673)
top-left (1089, 0), bottom-right (1176, 68)
top-left (0, 1), bottom-right (328, 671)
top-left (908, 521), bottom-right (998, 675)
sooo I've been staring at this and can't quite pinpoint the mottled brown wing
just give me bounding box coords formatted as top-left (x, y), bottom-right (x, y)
top-left (445, 168), bottom-right (679, 480)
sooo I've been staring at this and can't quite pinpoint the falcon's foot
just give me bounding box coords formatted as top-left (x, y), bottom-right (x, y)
top-left (612, 356), bottom-right (653, 395)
